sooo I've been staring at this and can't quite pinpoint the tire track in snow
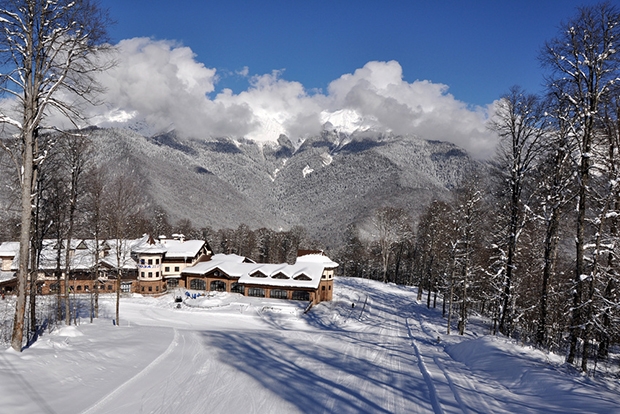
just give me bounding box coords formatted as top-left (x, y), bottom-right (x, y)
top-left (81, 328), bottom-right (180, 414)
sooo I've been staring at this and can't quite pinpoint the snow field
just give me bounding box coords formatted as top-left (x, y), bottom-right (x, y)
top-left (0, 278), bottom-right (618, 413)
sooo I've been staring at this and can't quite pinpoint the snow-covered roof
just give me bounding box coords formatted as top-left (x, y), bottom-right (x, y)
top-left (0, 238), bottom-right (142, 271)
top-left (159, 239), bottom-right (205, 258)
top-left (0, 242), bottom-right (19, 257)
top-left (0, 271), bottom-right (15, 283)
top-left (0, 236), bottom-right (209, 273)
top-left (182, 253), bottom-right (337, 289)
top-left (131, 235), bottom-right (206, 258)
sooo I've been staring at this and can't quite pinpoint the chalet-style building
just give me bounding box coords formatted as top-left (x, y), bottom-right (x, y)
top-left (181, 252), bottom-right (337, 305)
top-left (0, 235), bottom-right (211, 296)
top-left (0, 236), bottom-right (337, 305)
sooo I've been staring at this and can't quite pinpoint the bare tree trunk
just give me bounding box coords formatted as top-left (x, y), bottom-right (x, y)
top-left (11, 126), bottom-right (35, 352)
top-left (115, 271), bottom-right (121, 326)
top-left (447, 267), bottom-right (455, 335)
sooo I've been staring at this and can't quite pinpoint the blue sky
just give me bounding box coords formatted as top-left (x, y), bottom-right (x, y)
top-left (105, 0), bottom-right (600, 106)
top-left (94, 0), bottom-right (605, 157)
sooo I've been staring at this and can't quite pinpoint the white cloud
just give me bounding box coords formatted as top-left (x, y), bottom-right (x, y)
top-left (89, 38), bottom-right (497, 158)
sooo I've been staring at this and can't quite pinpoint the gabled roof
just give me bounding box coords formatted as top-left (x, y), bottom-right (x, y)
top-left (0, 242), bottom-right (19, 257)
top-left (182, 253), bottom-right (338, 289)
top-left (131, 235), bottom-right (206, 258)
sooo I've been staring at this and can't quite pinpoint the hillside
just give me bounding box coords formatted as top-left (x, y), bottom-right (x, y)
top-left (86, 127), bottom-right (478, 246)
top-left (0, 278), bottom-right (617, 413)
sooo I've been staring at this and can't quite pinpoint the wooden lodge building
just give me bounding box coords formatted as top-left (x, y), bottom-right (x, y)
top-left (0, 235), bottom-right (337, 305)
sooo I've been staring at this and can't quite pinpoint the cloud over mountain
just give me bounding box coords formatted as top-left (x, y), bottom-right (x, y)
top-left (91, 38), bottom-right (497, 158)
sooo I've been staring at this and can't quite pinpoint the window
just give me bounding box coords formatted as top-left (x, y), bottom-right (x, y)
top-left (292, 291), bottom-right (310, 301)
top-left (156, 286), bottom-right (159, 292)
top-left (210, 280), bottom-right (226, 292)
top-left (250, 271), bottom-right (267, 278)
top-left (141, 272), bottom-right (145, 278)
top-left (174, 266), bottom-right (180, 272)
top-left (148, 286), bottom-right (152, 292)
top-left (329, 286), bottom-right (331, 290)
top-left (167, 279), bottom-right (179, 288)
top-left (148, 259), bottom-right (153, 265)
top-left (272, 273), bottom-right (289, 280)
top-left (294, 274), bottom-right (311, 281)
top-left (231, 283), bottom-right (244, 294)
top-left (248, 287), bottom-right (265, 297)
top-left (76, 285), bottom-right (82, 291)
top-left (148, 272), bottom-right (153, 278)
top-left (190, 279), bottom-right (206, 290)
top-left (322, 286), bottom-right (325, 291)
top-left (140, 259), bottom-right (145, 265)
top-left (156, 272), bottom-right (159, 277)
top-left (270, 289), bottom-right (288, 299)
top-left (141, 286), bottom-right (145, 292)
top-left (107, 285), bottom-right (113, 291)
top-left (50, 283), bottom-right (59, 293)
top-left (156, 259), bottom-right (160, 264)
top-left (165, 267), bottom-right (170, 272)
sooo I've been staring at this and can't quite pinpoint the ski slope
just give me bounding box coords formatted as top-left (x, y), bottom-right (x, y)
top-left (0, 277), bottom-right (618, 413)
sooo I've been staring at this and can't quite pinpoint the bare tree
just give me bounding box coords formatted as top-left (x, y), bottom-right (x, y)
top-left (58, 133), bottom-right (91, 325)
top-left (541, 2), bottom-right (620, 369)
top-left (103, 173), bottom-right (144, 327)
top-left (0, 0), bottom-right (112, 351)
top-left (372, 206), bottom-right (412, 284)
top-left (489, 86), bottom-right (546, 335)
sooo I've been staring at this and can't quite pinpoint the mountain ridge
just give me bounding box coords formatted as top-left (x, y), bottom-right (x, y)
top-left (59, 127), bottom-right (481, 247)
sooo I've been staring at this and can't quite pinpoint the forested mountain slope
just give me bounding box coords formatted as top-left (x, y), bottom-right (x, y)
top-left (86, 127), bottom-right (478, 245)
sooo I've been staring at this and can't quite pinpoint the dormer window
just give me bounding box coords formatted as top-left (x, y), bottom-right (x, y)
top-left (250, 271), bottom-right (267, 278)
top-left (294, 274), bottom-right (311, 281)
top-left (272, 272), bottom-right (289, 279)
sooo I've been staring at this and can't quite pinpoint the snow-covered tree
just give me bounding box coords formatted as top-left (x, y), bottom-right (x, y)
top-left (541, 2), bottom-right (620, 370)
top-left (0, 0), bottom-right (112, 351)
top-left (488, 86), bottom-right (547, 336)
top-left (372, 206), bottom-right (413, 284)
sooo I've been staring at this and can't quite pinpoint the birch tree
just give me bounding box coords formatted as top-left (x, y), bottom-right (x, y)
top-left (0, 0), bottom-right (112, 351)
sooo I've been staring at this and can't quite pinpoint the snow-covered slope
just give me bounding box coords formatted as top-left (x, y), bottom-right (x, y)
top-left (0, 278), bottom-right (617, 413)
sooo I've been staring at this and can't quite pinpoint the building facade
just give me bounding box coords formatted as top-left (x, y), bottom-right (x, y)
top-left (0, 236), bottom-right (337, 305)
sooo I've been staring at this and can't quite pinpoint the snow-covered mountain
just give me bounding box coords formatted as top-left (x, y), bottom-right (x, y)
top-left (86, 127), bottom-right (478, 246)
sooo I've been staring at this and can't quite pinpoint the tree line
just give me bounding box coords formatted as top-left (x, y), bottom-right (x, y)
top-left (336, 2), bottom-right (620, 372)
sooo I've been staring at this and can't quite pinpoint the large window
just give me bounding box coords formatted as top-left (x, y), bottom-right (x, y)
top-left (248, 287), bottom-right (265, 297)
top-left (231, 283), bottom-right (244, 294)
top-left (190, 279), bottom-right (206, 290)
top-left (292, 291), bottom-right (310, 301)
top-left (270, 289), bottom-right (288, 299)
top-left (167, 279), bottom-right (179, 288)
top-left (210, 280), bottom-right (226, 292)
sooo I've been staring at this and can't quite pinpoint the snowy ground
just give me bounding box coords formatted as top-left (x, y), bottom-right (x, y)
top-left (0, 277), bottom-right (619, 414)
